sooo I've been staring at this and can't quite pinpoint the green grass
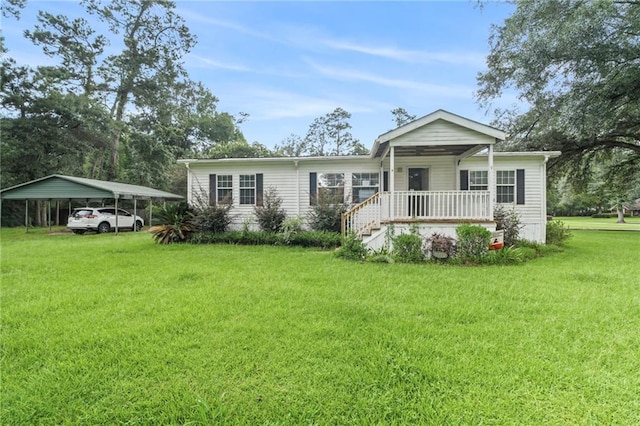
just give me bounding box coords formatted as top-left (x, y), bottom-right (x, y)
top-left (555, 215), bottom-right (640, 231)
top-left (2, 228), bottom-right (639, 424)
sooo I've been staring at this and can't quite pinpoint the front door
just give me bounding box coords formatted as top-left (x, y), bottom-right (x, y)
top-left (408, 168), bottom-right (429, 216)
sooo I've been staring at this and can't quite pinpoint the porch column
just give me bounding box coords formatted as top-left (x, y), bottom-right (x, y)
top-left (390, 145), bottom-right (395, 218)
top-left (488, 143), bottom-right (495, 220)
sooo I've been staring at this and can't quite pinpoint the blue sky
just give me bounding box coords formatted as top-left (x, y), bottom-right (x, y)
top-left (3, 1), bottom-right (515, 150)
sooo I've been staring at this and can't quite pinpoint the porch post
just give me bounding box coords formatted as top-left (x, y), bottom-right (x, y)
top-left (488, 143), bottom-right (495, 220)
top-left (390, 145), bottom-right (395, 218)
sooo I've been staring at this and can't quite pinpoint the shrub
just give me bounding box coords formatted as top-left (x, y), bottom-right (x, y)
top-left (193, 202), bottom-right (233, 233)
top-left (481, 246), bottom-right (525, 265)
top-left (427, 232), bottom-right (456, 260)
top-left (286, 231), bottom-right (341, 248)
top-left (591, 213), bottom-right (616, 218)
top-left (308, 190), bottom-right (348, 233)
top-left (546, 219), bottom-right (572, 246)
top-left (188, 230), bottom-right (341, 249)
top-left (494, 205), bottom-right (523, 247)
top-left (334, 232), bottom-right (369, 261)
top-left (369, 254), bottom-right (394, 264)
top-left (254, 187), bottom-right (287, 232)
top-left (456, 224), bottom-right (491, 261)
top-left (280, 216), bottom-right (304, 245)
top-left (392, 233), bottom-right (424, 263)
top-left (149, 202), bottom-right (196, 244)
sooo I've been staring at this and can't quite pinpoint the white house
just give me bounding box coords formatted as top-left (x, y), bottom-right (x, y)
top-left (179, 110), bottom-right (560, 248)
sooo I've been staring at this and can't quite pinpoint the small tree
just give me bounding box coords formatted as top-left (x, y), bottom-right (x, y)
top-left (254, 187), bottom-right (287, 232)
top-left (494, 205), bottom-right (523, 247)
top-left (308, 190), bottom-right (347, 233)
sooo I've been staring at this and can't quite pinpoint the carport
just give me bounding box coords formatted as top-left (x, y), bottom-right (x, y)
top-left (0, 174), bottom-right (183, 232)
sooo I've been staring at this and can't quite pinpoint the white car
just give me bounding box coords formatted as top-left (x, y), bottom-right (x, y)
top-left (67, 207), bottom-right (144, 234)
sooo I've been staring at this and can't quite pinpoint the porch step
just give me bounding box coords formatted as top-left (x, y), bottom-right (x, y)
top-left (359, 226), bottom-right (381, 237)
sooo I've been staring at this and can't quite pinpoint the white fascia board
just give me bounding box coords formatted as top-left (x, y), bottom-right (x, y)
top-left (177, 155), bottom-right (372, 166)
top-left (473, 151), bottom-right (561, 159)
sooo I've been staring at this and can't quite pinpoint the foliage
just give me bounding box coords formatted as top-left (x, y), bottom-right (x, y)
top-left (493, 205), bottom-right (523, 247)
top-left (455, 224), bottom-right (491, 261)
top-left (149, 202), bottom-right (195, 244)
top-left (368, 254), bottom-right (394, 264)
top-left (275, 108), bottom-right (368, 157)
top-left (391, 107), bottom-right (416, 128)
top-left (546, 220), bottom-right (572, 247)
top-left (254, 187), bottom-right (287, 233)
top-left (426, 232), bottom-right (456, 260)
top-left (279, 216), bottom-right (304, 245)
top-left (334, 232), bottom-right (369, 261)
top-left (481, 246), bottom-right (525, 265)
top-left (307, 190), bottom-right (348, 233)
top-left (192, 203), bottom-right (233, 234)
top-left (188, 230), bottom-right (341, 249)
top-left (392, 233), bottom-right (424, 263)
top-left (477, 1), bottom-right (640, 192)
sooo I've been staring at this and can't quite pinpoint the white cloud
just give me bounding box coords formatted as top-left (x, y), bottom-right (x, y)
top-left (177, 9), bottom-right (281, 43)
top-left (305, 59), bottom-right (474, 98)
top-left (322, 39), bottom-right (486, 67)
top-left (188, 55), bottom-right (251, 72)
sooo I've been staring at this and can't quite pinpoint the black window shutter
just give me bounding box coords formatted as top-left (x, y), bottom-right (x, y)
top-left (460, 170), bottom-right (469, 190)
top-left (309, 172), bottom-right (317, 205)
top-left (256, 173), bottom-right (263, 206)
top-left (209, 174), bottom-right (217, 206)
top-left (383, 171), bottom-right (389, 192)
top-left (516, 169), bottom-right (525, 204)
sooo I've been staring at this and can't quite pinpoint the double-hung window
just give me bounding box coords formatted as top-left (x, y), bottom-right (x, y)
top-left (469, 170), bottom-right (488, 190)
top-left (239, 174), bottom-right (256, 205)
top-left (217, 175), bottom-right (232, 204)
top-left (496, 170), bottom-right (516, 203)
top-left (318, 173), bottom-right (345, 202)
top-left (352, 172), bottom-right (379, 203)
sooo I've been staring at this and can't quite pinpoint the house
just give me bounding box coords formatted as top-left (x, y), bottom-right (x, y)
top-left (179, 110), bottom-right (560, 248)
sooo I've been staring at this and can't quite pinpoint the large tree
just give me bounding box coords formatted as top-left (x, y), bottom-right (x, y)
top-left (477, 1), bottom-right (640, 189)
top-left (304, 108), bottom-right (367, 156)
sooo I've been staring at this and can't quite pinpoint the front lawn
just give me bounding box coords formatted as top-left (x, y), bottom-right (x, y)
top-left (2, 228), bottom-right (639, 423)
top-left (555, 215), bottom-right (640, 230)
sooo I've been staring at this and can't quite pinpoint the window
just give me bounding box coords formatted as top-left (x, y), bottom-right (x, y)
top-left (352, 172), bottom-right (379, 203)
top-left (318, 173), bottom-right (345, 202)
top-left (469, 170), bottom-right (488, 190)
top-left (496, 170), bottom-right (516, 203)
top-left (217, 175), bottom-right (232, 204)
top-left (239, 174), bottom-right (256, 205)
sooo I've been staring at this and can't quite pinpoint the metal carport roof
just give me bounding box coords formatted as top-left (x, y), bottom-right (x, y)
top-left (0, 174), bottom-right (183, 201)
top-left (1, 174), bottom-right (183, 232)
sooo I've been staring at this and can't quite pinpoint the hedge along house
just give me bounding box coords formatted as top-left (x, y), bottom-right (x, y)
top-left (179, 110), bottom-right (560, 249)
top-left (0, 174), bottom-right (183, 232)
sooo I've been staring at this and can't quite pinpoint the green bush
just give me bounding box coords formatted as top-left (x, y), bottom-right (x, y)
top-left (481, 246), bottom-right (525, 265)
top-left (334, 232), bottom-right (369, 261)
top-left (254, 187), bottom-right (287, 232)
top-left (369, 254), bottom-right (394, 264)
top-left (280, 216), bottom-right (304, 245)
top-left (193, 202), bottom-right (233, 233)
top-left (494, 205), bottom-right (523, 247)
top-left (546, 220), bottom-right (572, 246)
top-left (591, 213), bottom-right (616, 218)
top-left (150, 202), bottom-right (196, 244)
top-left (308, 190), bottom-right (348, 233)
top-left (392, 233), bottom-right (424, 263)
top-left (456, 224), bottom-right (491, 261)
top-left (188, 230), bottom-right (341, 249)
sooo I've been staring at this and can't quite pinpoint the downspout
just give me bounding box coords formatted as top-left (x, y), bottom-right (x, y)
top-left (542, 154), bottom-right (551, 243)
top-left (184, 162), bottom-right (191, 205)
top-left (294, 160), bottom-right (300, 216)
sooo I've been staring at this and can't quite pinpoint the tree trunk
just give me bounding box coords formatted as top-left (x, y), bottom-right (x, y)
top-left (616, 207), bottom-right (626, 224)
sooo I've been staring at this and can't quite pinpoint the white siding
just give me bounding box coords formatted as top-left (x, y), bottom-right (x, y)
top-left (460, 155), bottom-right (547, 242)
top-left (391, 119), bottom-right (495, 147)
top-left (382, 156), bottom-right (458, 191)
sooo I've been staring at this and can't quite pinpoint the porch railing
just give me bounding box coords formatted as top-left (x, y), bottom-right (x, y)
top-left (343, 190), bottom-right (491, 236)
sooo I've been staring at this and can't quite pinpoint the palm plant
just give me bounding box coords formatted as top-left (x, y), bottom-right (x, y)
top-left (149, 202), bottom-right (196, 244)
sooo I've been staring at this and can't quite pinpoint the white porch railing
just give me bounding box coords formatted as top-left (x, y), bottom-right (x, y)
top-left (342, 190), bottom-right (491, 236)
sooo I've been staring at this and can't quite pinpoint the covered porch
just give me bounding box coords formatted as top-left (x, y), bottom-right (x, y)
top-left (342, 110), bottom-right (504, 237)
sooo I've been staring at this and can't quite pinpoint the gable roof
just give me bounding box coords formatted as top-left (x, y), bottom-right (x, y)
top-left (0, 175), bottom-right (183, 201)
top-left (370, 109), bottom-right (505, 158)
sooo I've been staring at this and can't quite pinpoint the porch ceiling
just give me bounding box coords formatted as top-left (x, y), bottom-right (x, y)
top-left (373, 141), bottom-right (479, 158)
